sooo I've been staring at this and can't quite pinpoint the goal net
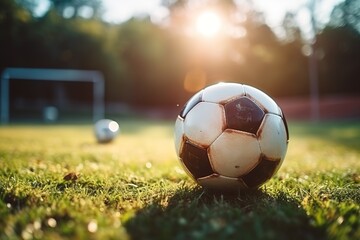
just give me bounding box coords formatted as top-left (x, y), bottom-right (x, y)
top-left (0, 68), bottom-right (104, 124)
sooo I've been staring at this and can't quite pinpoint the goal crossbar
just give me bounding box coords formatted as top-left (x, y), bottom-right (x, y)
top-left (0, 68), bottom-right (105, 124)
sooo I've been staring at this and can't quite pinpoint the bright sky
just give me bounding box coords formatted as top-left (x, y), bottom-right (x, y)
top-left (251, 0), bottom-right (344, 39)
top-left (102, 0), bottom-right (169, 23)
top-left (34, 0), bottom-right (169, 23)
top-left (35, 0), bottom-right (344, 36)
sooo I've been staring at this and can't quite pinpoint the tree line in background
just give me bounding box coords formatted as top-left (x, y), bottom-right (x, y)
top-left (1, 0), bottom-right (359, 107)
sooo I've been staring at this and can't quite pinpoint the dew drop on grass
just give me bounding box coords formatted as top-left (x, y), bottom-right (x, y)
top-left (88, 220), bottom-right (98, 233)
top-left (145, 162), bottom-right (152, 169)
top-left (33, 220), bottom-right (41, 230)
top-left (22, 224), bottom-right (34, 240)
top-left (47, 218), bottom-right (57, 228)
top-left (337, 216), bottom-right (344, 225)
top-left (21, 230), bottom-right (32, 240)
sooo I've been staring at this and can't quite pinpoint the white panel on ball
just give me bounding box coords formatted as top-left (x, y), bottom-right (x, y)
top-left (184, 102), bottom-right (225, 147)
top-left (174, 116), bottom-right (185, 156)
top-left (244, 85), bottom-right (281, 115)
top-left (258, 114), bottom-right (288, 160)
top-left (202, 82), bottom-right (245, 104)
top-left (209, 129), bottom-right (261, 177)
top-left (198, 174), bottom-right (247, 191)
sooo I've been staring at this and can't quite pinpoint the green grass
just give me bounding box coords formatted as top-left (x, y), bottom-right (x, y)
top-left (0, 119), bottom-right (359, 240)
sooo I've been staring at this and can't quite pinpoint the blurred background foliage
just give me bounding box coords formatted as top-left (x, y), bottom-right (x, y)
top-left (0, 0), bottom-right (359, 107)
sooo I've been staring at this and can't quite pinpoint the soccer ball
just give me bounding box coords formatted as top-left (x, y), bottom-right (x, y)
top-left (94, 119), bottom-right (120, 143)
top-left (174, 82), bottom-right (289, 192)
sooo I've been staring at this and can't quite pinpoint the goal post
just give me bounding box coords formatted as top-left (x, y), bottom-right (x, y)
top-left (0, 68), bottom-right (105, 124)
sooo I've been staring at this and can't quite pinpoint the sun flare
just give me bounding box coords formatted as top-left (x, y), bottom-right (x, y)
top-left (195, 11), bottom-right (222, 38)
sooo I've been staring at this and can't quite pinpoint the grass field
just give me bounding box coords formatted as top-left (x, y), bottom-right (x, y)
top-left (0, 119), bottom-right (359, 240)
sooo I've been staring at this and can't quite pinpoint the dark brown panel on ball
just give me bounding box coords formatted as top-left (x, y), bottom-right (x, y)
top-left (180, 141), bottom-right (213, 179)
top-left (225, 97), bottom-right (265, 134)
top-left (241, 156), bottom-right (280, 188)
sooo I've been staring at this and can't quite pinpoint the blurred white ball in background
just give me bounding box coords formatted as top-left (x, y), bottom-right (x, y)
top-left (94, 119), bottom-right (120, 143)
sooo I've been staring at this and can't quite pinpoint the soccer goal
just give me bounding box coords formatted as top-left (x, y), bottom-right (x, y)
top-left (0, 68), bottom-right (105, 124)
